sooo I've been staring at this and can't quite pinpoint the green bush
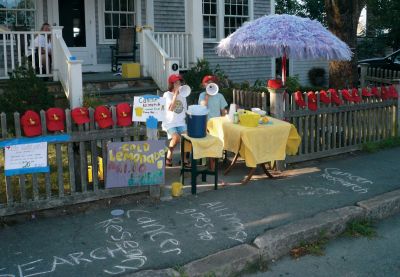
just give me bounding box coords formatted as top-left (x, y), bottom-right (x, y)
top-left (285, 75), bottom-right (301, 93)
top-left (0, 65), bottom-right (54, 127)
top-left (183, 59), bottom-right (231, 105)
top-left (308, 67), bottom-right (326, 87)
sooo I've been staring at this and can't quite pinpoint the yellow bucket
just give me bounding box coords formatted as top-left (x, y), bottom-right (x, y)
top-left (171, 182), bottom-right (183, 197)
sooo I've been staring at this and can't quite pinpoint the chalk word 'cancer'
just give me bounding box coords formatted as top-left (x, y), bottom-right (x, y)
top-left (322, 168), bottom-right (373, 194)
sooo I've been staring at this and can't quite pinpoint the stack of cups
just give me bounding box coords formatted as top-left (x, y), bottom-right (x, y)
top-left (227, 104), bottom-right (236, 122)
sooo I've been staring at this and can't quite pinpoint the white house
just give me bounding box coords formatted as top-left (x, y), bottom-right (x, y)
top-left (0, 0), bottom-right (327, 106)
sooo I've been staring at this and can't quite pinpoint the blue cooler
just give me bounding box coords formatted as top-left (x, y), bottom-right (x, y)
top-left (186, 105), bottom-right (209, 138)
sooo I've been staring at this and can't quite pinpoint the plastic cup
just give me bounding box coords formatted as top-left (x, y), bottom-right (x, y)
top-left (171, 182), bottom-right (183, 197)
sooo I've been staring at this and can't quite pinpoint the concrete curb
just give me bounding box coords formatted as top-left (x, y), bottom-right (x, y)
top-left (124, 268), bottom-right (179, 277)
top-left (357, 189), bottom-right (400, 220)
top-left (253, 206), bottom-right (365, 260)
top-left (183, 244), bottom-right (260, 277)
top-left (130, 189), bottom-right (400, 277)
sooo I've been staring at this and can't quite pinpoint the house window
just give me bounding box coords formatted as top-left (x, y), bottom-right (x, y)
top-left (224, 0), bottom-right (249, 37)
top-left (203, 0), bottom-right (217, 39)
top-left (202, 0), bottom-right (251, 41)
top-left (103, 0), bottom-right (135, 40)
top-left (0, 0), bottom-right (36, 30)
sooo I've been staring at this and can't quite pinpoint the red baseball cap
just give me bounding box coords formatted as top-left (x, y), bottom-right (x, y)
top-left (46, 108), bottom-right (65, 132)
top-left (71, 107), bottom-right (90, 125)
top-left (341, 89), bottom-right (353, 102)
top-left (361, 87), bottom-right (373, 97)
top-left (307, 91), bottom-right (318, 111)
top-left (351, 88), bottom-right (362, 103)
top-left (95, 106), bottom-right (113, 129)
top-left (371, 87), bottom-right (380, 97)
top-left (168, 74), bottom-right (183, 85)
top-left (380, 86), bottom-right (390, 100)
top-left (294, 91), bottom-right (306, 109)
top-left (319, 90), bottom-right (331, 104)
top-left (329, 88), bottom-right (343, 106)
top-left (116, 102), bottom-right (132, 127)
top-left (267, 79), bottom-right (283, 89)
top-left (202, 75), bottom-right (218, 86)
top-left (21, 110), bottom-right (42, 137)
top-left (389, 85), bottom-right (398, 99)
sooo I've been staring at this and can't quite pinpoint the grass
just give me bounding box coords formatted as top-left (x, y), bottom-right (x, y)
top-left (362, 136), bottom-right (400, 153)
top-left (230, 256), bottom-right (268, 277)
top-left (290, 231), bottom-right (329, 258)
top-left (342, 219), bottom-right (377, 239)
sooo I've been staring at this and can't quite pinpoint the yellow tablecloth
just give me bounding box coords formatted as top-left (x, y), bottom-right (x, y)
top-left (182, 134), bottom-right (224, 160)
top-left (207, 116), bottom-right (301, 167)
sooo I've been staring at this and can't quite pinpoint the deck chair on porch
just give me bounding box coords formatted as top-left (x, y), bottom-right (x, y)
top-left (110, 27), bottom-right (137, 72)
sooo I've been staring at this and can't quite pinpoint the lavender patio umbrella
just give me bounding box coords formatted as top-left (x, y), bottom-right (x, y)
top-left (216, 14), bottom-right (352, 85)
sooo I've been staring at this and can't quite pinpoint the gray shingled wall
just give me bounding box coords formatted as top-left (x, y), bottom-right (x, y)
top-left (153, 0), bottom-right (185, 32)
top-left (203, 0), bottom-right (273, 84)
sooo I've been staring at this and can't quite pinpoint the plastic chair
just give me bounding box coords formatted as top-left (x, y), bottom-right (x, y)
top-left (110, 27), bottom-right (137, 72)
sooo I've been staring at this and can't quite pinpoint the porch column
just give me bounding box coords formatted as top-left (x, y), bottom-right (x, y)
top-left (51, 26), bottom-right (63, 82)
top-left (185, 0), bottom-right (203, 64)
top-left (146, 0), bottom-right (154, 27)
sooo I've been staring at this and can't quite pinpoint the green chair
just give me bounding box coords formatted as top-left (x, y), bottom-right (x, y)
top-left (110, 27), bottom-right (137, 72)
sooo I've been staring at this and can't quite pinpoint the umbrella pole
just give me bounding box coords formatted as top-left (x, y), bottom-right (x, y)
top-left (282, 53), bottom-right (287, 86)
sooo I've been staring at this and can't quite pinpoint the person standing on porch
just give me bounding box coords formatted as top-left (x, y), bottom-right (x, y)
top-left (198, 75), bottom-right (228, 119)
top-left (162, 74), bottom-right (188, 167)
top-left (30, 23), bottom-right (52, 73)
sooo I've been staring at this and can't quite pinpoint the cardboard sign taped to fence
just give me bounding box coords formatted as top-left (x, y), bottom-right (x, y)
top-left (4, 142), bottom-right (49, 176)
top-left (106, 140), bottom-right (167, 188)
top-left (132, 95), bottom-right (166, 122)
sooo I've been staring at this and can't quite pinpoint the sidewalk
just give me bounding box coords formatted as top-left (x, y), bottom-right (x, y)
top-left (1, 148), bottom-right (400, 277)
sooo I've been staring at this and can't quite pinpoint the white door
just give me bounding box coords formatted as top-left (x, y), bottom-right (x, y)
top-left (49, 0), bottom-right (97, 65)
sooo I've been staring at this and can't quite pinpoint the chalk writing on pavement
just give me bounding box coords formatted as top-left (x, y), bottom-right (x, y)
top-left (176, 201), bottom-right (248, 243)
top-left (322, 168), bottom-right (372, 194)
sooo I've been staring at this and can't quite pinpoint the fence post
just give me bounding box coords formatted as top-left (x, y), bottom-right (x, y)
top-left (68, 59), bottom-right (83, 108)
top-left (268, 87), bottom-right (286, 171)
top-left (268, 87), bottom-right (285, 120)
top-left (393, 79), bottom-right (400, 137)
top-left (359, 63), bottom-right (368, 87)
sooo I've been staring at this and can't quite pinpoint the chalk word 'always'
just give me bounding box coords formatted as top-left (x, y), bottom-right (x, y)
top-left (322, 168), bottom-right (372, 194)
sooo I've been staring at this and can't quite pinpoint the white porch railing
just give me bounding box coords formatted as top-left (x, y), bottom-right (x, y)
top-left (153, 32), bottom-right (192, 70)
top-left (52, 27), bottom-right (83, 108)
top-left (0, 31), bottom-right (52, 78)
top-left (139, 28), bottom-right (180, 91)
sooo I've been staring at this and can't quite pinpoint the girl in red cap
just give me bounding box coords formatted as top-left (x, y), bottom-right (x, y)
top-left (162, 74), bottom-right (188, 166)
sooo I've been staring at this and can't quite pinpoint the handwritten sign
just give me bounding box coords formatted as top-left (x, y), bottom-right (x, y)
top-left (132, 95), bottom-right (166, 122)
top-left (4, 142), bottom-right (48, 176)
top-left (106, 141), bottom-right (167, 188)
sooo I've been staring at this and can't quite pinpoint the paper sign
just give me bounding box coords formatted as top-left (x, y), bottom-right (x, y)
top-left (132, 95), bottom-right (166, 122)
top-left (4, 142), bottom-right (48, 176)
top-left (106, 141), bottom-right (167, 188)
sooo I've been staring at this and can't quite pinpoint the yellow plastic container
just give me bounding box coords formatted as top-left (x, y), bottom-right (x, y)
top-left (171, 182), bottom-right (183, 197)
top-left (239, 111), bottom-right (261, 127)
top-left (122, 63), bottom-right (141, 78)
top-left (88, 157), bottom-right (104, 182)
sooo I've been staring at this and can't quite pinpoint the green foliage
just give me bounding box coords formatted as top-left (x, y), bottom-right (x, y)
top-left (285, 75), bottom-right (301, 93)
top-left (357, 37), bottom-right (388, 60)
top-left (308, 67), bottom-right (326, 87)
top-left (0, 65), bottom-right (54, 127)
top-left (183, 58), bottom-right (213, 93)
top-left (362, 136), bottom-right (400, 153)
top-left (183, 58), bottom-right (231, 105)
top-left (343, 219), bottom-right (377, 239)
top-left (83, 88), bottom-right (103, 108)
top-left (366, 0), bottom-right (400, 49)
top-left (275, 0), bottom-right (326, 25)
top-left (290, 231), bottom-right (329, 258)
